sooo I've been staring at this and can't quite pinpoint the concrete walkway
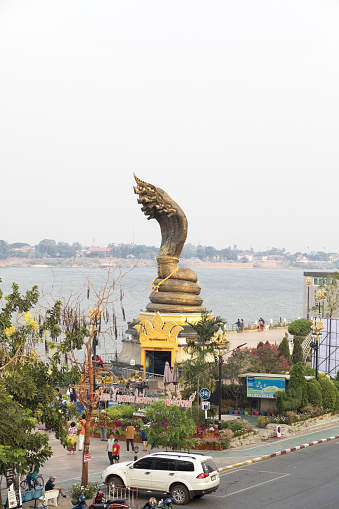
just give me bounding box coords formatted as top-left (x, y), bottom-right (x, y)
top-left (226, 326), bottom-right (290, 350)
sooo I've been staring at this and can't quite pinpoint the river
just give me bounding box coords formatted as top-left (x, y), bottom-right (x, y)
top-left (0, 266), bottom-right (304, 353)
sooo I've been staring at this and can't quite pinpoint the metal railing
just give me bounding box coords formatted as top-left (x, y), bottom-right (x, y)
top-left (105, 483), bottom-right (138, 509)
top-left (121, 367), bottom-right (164, 381)
top-left (226, 318), bottom-right (298, 332)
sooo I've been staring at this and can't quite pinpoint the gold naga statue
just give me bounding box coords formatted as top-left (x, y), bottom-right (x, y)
top-left (134, 174), bottom-right (206, 314)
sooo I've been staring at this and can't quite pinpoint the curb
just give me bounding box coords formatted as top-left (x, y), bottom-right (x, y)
top-left (219, 435), bottom-right (339, 471)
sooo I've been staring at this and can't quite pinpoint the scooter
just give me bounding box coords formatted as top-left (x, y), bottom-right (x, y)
top-left (72, 494), bottom-right (89, 509)
top-left (157, 498), bottom-right (173, 509)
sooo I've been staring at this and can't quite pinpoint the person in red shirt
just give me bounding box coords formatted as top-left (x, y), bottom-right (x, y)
top-left (113, 439), bottom-right (120, 463)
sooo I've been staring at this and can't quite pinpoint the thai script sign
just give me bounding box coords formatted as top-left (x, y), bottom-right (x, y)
top-left (247, 376), bottom-right (285, 399)
top-left (100, 389), bottom-right (196, 407)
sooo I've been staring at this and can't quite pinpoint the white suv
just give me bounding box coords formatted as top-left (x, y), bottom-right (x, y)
top-left (102, 451), bottom-right (220, 505)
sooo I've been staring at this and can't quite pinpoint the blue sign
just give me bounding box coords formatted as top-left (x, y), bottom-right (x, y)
top-left (247, 376), bottom-right (285, 399)
top-left (200, 388), bottom-right (210, 400)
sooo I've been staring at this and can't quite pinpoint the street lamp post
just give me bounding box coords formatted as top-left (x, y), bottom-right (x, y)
top-left (310, 318), bottom-right (324, 379)
top-left (211, 327), bottom-right (230, 430)
top-left (306, 277), bottom-right (312, 320)
top-left (315, 290), bottom-right (325, 317)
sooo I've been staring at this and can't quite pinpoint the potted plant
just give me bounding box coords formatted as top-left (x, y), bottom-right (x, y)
top-left (71, 481), bottom-right (99, 504)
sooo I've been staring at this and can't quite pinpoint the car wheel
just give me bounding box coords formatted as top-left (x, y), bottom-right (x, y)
top-left (106, 475), bottom-right (125, 488)
top-left (170, 484), bottom-right (190, 505)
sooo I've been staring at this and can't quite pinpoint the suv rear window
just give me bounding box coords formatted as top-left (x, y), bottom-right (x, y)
top-left (202, 459), bottom-right (217, 473)
top-left (176, 460), bottom-right (194, 472)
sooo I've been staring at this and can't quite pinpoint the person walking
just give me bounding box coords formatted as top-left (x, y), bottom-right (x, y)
top-left (106, 433), bottom-right (115, 465)
top-left (126, 420), bottom-right (135, 452)
top-left (78, 414), bottom-right (86, 451)
top-left (99, 410), bottom-right (108, 441)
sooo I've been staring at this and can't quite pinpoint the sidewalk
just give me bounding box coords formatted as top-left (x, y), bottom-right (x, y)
top-left (12, 412), bottom-right (339, 509)
top-left (37, 414), bottom-right (339, 489)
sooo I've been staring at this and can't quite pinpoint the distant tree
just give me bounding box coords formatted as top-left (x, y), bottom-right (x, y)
top-left (0, 240), bottom-right (10, 259)
top-left (196, 245), bottom-right (206, 260)
top-left (9, 242), bottom-right (29, 248)
top-left (35, 239), bottom-right (57, 257)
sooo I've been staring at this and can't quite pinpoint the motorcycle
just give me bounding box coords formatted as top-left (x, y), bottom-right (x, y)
top-left (141, 497), bottom-right (173, 509)
top-left (88, 490), bottom-right (130, 509)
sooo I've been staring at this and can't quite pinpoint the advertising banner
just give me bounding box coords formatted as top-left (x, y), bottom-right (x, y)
top-left (247, 376), bottom-right (285, 399)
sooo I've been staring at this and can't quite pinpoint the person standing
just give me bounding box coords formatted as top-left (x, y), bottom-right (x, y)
top-left (141, 429), bottom-right (148, 451)
top-left (113, 439), bottom-right (120, 463)
top-left (99, 410), bottom-right (108, 441)
top-left (69, 386), bottom-right (77, 404)
top-left (126, 420), bottom-right (135, 452)
top-left (78, 414), bottom-right (86, 451)
top-left (241, 319), bottom-right (245, 332)
top-left (235, 319), bottom-right (241, 333)
top-left (106, 433), bottom-right (114, 465)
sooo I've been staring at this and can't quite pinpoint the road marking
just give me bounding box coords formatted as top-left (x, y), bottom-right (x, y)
top-left (225, 473), bottom-right (290, 496)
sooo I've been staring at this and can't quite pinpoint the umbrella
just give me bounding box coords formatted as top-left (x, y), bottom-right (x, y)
top-left (163, 361), bottom-right (173, 386)
top-left (171, 362), bottom-right (179, 386)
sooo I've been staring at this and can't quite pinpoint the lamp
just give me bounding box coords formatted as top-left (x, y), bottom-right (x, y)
top-left (306, 277), bottom-right (312, 320)
top-left (211, 326), bottom-right (230, 430)
top-left (311, 318), bottom-right (324, 379)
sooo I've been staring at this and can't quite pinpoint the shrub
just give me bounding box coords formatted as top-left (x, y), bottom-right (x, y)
top-left (288, 319), bottom-right (312, 338)
top-left (289, 362), bottom-right (308, 408)
top-left (307, 379), bottom-right (322, 407)
top-left (106, 404), bottom-right (134, 420)
top-left (257, 416), bottom-right (268, 428)
top-left (278, 336), bottom-right (291, 362)
top-left (292, 338), bottom-right (303, 365)
top-left (318, 375), bottom-right (337, 411)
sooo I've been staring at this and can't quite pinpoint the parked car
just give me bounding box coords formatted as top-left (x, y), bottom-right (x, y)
top-left (101, 451), bottom-right (220, 505)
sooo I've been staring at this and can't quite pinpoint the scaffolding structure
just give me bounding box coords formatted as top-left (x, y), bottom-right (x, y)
top-left (312, 318), bottom-right (339, 376)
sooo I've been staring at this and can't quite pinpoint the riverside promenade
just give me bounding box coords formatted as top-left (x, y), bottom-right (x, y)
top-left (225, 325), bottom-right (291, 350)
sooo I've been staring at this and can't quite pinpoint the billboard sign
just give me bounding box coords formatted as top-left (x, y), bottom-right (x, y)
top-left (247, 376), bottom-right (285, 399)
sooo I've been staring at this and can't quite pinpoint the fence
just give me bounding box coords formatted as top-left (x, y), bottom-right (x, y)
top-left (104, 482), bottom-right (138, 509)
top-left (226, 317), bottom-right (299, 332)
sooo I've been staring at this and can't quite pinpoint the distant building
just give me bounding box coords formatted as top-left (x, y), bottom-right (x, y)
top-left (237, 252), bottom-right (254, 261)
top-left (303, 271), bottom-right (338, 319)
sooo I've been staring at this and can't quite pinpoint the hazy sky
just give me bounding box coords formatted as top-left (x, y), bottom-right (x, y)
top-left (1, 1), bottom-right (338, 253)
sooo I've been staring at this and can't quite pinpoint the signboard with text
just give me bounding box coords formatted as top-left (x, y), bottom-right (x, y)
top-left (247, 376), bottom-right (285, 399)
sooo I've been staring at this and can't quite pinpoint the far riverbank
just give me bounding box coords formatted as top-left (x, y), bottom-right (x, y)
top-left (0, 256), bottom-right (337, 271)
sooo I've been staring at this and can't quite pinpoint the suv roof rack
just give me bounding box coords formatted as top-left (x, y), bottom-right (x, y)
top-left (150, 451), bottom-right (207, 459)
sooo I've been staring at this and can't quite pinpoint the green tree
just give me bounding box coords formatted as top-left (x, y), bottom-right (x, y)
top-left (288, 319), bottom-right (312, 338)
top-left (278, 335), bottom-right (291, 362)
top-left (0, 384), bottom-right (52, 507)
top-left (142, 402), bottom-right (196, 451)
top-left (292, 338), bottom-right (304, 364)
top-left (319, 272), bottom-right (339, 318)
top-left (181, 311), bottom-right (226, 393)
